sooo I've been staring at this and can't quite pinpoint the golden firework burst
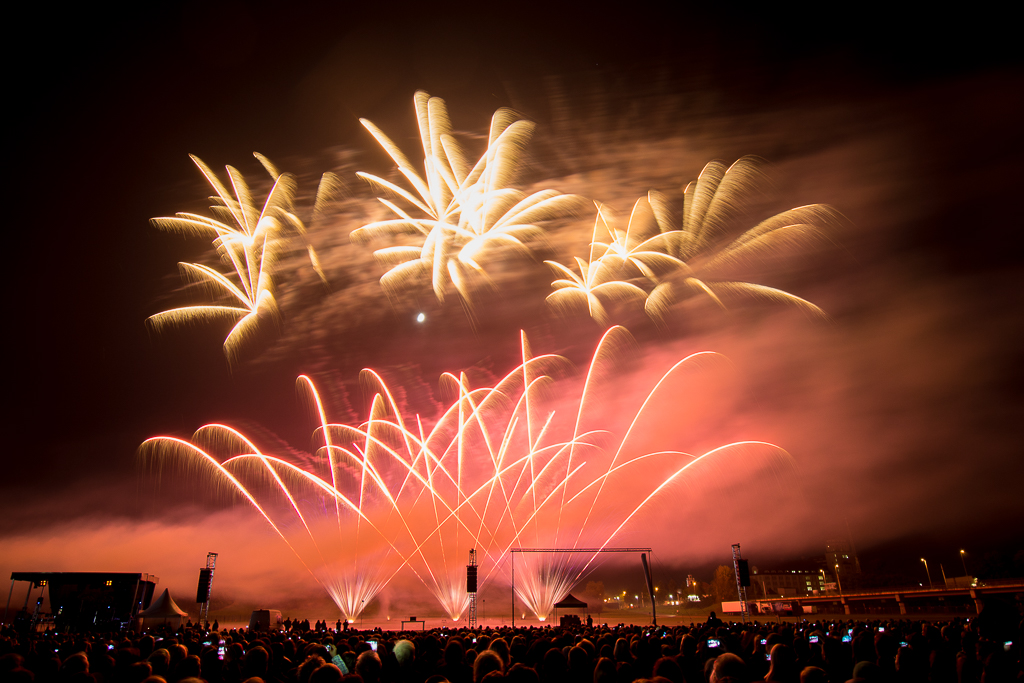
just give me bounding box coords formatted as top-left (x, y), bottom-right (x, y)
top-left (353, 91), bottom-right (578, 307)
top-left (149, 154), bottom-right (338, 363)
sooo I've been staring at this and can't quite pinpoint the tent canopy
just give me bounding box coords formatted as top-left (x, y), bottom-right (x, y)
top-left (554, 594), bottom-right (588, 609)
top-left (139, 589), bottom-right (188, 618)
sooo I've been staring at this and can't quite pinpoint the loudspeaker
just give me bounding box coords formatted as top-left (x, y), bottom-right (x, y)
top-left (466, 565), bottom-right (478, 593)
top-left (737, 560), bottom-right (750, 587)
top-left (196, 568), bottom-right (212, 602)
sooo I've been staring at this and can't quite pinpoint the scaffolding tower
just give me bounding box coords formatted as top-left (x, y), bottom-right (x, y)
top-left (467, 549), bottom-right (478, 629)
top-left (198, 553), bottom-right (218, 626)
top-left (731, 544), bottom-right (749, 618)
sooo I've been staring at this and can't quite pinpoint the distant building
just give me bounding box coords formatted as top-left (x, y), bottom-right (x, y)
top-left (752, 567), bottom-right (827, 597)
top-left (826, 537), bottom-right (862, 585)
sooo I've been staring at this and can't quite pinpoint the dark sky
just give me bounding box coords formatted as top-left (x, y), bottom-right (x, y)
top-left (4, 0), bottom-right (1022, 607)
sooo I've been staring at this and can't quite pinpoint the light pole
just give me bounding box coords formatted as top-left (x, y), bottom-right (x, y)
top-left (959, 550), bottom-right (969, 578)
top-left (834, 564), bottom-right (843, 596)
top-left (921, 558), bottom-right (933, 589)
top-left (820, 569), bottom-right (828, 594)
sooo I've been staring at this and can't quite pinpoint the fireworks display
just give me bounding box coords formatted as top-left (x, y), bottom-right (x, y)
top-left (152, 96), bottom-right (835, 361)
top-left (141, 327), bottom-right (793, 621)
top-left (7, 1), bottom-right (1021, 629)
top-left (131, 90), bottom-right (845, 621)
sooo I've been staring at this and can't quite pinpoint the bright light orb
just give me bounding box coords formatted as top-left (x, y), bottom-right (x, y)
top-left (416, 312), bottom-right (426, 323)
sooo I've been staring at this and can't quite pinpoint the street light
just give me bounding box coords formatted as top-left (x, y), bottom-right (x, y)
top-left (921, 558), bottom-right (933, 589)
top-left (834, 564), bottom-right (843, 595)
top-left (959, 550), bottom-right (969, 578)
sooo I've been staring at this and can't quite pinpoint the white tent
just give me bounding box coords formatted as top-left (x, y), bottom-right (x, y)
top-left (138, 589), bottom-right (189, 627)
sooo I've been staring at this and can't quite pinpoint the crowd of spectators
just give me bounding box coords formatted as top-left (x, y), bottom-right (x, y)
top-left (1, 608), bottom-right (1020, 683)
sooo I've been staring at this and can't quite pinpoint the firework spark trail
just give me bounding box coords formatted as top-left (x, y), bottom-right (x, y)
top-left (137, 436), bottom-right (327, 588)
top-left (318, 372), bottom-right (512, 618)
top-left (449, 330), bottom-right (793, 618)
top-left (593, 199), bottom-right (686, 281)
top-left (148, 155), bottom-right (337, 363)
top-left (545, 208), bottom-right (650, 325)
top-left (142, 328), bottom-right (795, 621)
top-left (569, 344), bottom-right (724, 549)
top-left (144, 404), bottom-right (428, 620)
top-left (546, 157), bottom-right (838, 325)
top-left (143, 337), bottom-right (552, 617)
top-left (353, 91), bottom-right (579, 309)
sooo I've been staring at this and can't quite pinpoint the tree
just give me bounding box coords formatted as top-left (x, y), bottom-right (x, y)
top-left (711, 565), bottom-right (738, 603)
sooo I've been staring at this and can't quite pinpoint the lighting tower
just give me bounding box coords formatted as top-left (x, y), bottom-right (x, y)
top-left (731, 544), bottom-right (749, 618)
top-left (197, 552), bottom-right (218, 627)
top-left (467, 549), bottom-right (478, 629)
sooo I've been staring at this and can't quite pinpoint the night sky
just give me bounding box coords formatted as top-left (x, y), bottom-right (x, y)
top-left (5, 1), bottom-right (1022, 611)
